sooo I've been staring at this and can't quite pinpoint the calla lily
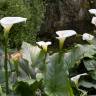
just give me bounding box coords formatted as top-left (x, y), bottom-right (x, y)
top-left (56, 30), bottom-right (76, 49)
top-left (0, 17), bottom-right (27, 33)
top-left (82, 33), bottom-right (94, 41)
top-left (89, 9), bottom-right (96, 15)
top-left (36, 41), bottom-right (51, 52)
top-left (91, 16), bottom-right (96, 26)
top-left (71, 73), bottom-right (87, 86)
top-left (0, 17), bottom-right (27, 94)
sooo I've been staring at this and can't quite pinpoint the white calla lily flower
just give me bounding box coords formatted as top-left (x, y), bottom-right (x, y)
top-left (82, 33), bottom-right (94, 41)
top-left (56, 30), bottom-right (76, 49)
top-left (71, 73), bottom-right (87, 86)
top-left (0, 17), bottom-right (27, 32)
top-left (56, 30), bottom-right (76, 38)
top-left (89, 9), bottom-right (96, 15)
top-left (36, 41), bottom-right (51, 52)
top-left (91, 16), bottom-right (96, 26)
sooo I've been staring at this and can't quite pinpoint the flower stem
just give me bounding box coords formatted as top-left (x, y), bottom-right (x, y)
top-left (59, 38), bottom-right (65, 51)
top-left (15, 61), bottom-right (19, 78)
top-left (4, 36), bottom-right (9, 94)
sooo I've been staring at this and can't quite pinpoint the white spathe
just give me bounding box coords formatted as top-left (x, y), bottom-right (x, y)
top-left (89, 9), bottom-right (96, 15)
top-left (91, 16), bottom-right (96, 26)
top-left (56, 30), bottom-right (76, 38)
top-left (71, 73), bottom-right (87, 86)
top-left (36, 41), bottom-right (51, 52)
top-left (56, 30), bottom-right (77, 49)
top-left (82, 33), bottom-right (94, 41)
top-left (0, 17), bottom-right (27, 32)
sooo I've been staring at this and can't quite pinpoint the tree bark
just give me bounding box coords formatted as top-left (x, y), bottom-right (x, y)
top-left (39, 0), bottom-right (96, 40)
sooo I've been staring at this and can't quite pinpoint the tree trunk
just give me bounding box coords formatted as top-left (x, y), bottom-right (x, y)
top-left (39, 0), bottom-right (96, 42)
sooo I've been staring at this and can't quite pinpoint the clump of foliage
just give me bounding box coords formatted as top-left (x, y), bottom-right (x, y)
top-left (0, 0), bottom-right (45, 48)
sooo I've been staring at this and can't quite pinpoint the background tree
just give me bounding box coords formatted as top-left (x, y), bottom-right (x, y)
top-left (39, 0), bottom-right (96, 45)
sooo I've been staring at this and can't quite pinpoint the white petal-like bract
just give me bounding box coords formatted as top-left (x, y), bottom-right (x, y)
top-left (89, 9), bottom-right (96, 15)
top-left (71, 73), bottom-right (87, 85)
top-left (82, 33), bottom-right (94, 41)
top-left (0, 17), bottom-right (27, 32)
top-left (0, 17), bottom-right (27, 25)
top-left (56, 30), bottom-right (76, 38)
top-left (36, 41), bottom-right (51, 52)
top-left (36, 41), bottom-right (51, 46)
top-left (56, 30), bottom-right (76, 49)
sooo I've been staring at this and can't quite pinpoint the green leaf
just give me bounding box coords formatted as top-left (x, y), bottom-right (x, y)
top-left (0, 85), bottom-right (6, 96)
top-left (14, 80), bottom-right (46, 96)
top-left (84, 60), bottom-right (96, 80)
top-left (89, 70), bottom-right (96, 80)
top-left (14, 81), bottom-right (33, 96)
top-left (0, 70), bottom-right (5, 83)
top-left (45, 53), bottom-right (74, 96)
top-left (36, 50), bottom-right (46, 71)
top-left (84, 60), bottom-right (96, 71)
top-left (21, 42), bottom-right (41, 65)
top-left (79, 80), bottom-right (96, 89)
top-left (71, 73), bottom-right (87, 87)
top-left (21, 42), bottom-right (46, 72)
top-left (64, 44), bottom-right (96, 68)
top-left (19, 59), bottom-right (36, 78)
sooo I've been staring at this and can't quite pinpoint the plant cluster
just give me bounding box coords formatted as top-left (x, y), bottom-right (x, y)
top-left (1, 9), bottom-right (96, 96)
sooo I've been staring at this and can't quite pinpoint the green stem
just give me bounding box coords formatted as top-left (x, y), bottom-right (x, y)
top-left (59, 52), bottom-right (74, 96)
top-left (43, 52), bottom-right (47, 85)
top-left (4, 36), bottom-right (9, 94)
top-left (15, 61), bottom-right (19, 78)
top-left (59, 38), bottom-right (65, 51)
top-left (44, 53), bottom-right (47, 71)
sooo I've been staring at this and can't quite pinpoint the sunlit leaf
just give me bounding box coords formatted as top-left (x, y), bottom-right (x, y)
top-left (21, 42), bottom-right (41, 65)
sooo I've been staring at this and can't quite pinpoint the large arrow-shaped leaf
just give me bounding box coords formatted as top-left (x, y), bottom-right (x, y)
top-left (45, 53), bottom-right (74, 96)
